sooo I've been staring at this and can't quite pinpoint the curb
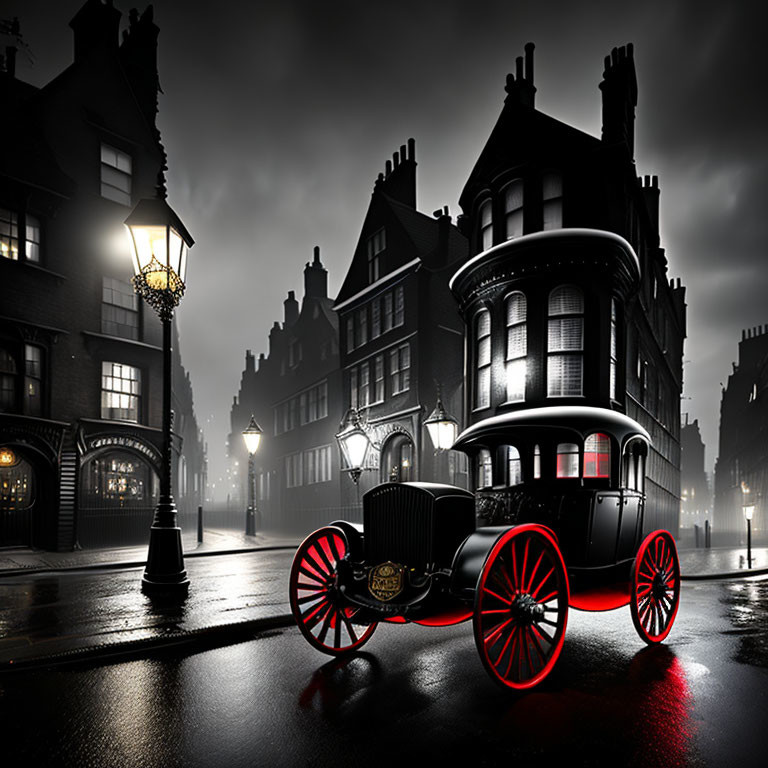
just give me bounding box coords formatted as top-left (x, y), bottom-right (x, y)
top-left (681, 566), bottom-right (768, 581)
top-left (0, 544), bottom-right (299, 578)
top-left (0, 613), bottom-right (296, 672)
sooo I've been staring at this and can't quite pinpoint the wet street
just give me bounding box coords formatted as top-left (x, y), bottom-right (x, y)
top-left (1, 577), bottom-right (767, 767)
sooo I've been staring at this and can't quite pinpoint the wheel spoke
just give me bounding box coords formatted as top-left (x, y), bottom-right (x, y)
top-left (536, 589), bottom-right (558, 605)
top-left (484, 616), bottom-right (514, 645)
top-left (520, 538), bottom-right (530, 595)
top-left (314, 539), bottom-right (335, 574)
top-left (316, 606), bottom-right (334, 644)
top-left (495, 557), bottom-right (518, 598)
top-left (531, 566), bottom-right (556, 600)
top-left (526, 550), bottom-right (545, 594)
top-left (511, 540), bottom-right (520, 592)
top-left (340, 612), bottom-right (359, 644)
top-left (327, 534), bottom-right (344, 562)
top-left (529, 626), bottom-right (548, 666)
top-left (483, 587), bottom-right (513, 605)
top-left (298, 565), bottom-right (327, 586)
top-left (304, 548), bottom-right (331, 580)
top-left (532, 621), bottom-right (555, 645)
top-left (494, 624), bottom-right (516, 668)
top-left (297, 590), bottom-right (328, 605)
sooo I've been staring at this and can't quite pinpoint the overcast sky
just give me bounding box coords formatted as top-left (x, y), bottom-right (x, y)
top-left (7, 0), bottom-right (765, 489)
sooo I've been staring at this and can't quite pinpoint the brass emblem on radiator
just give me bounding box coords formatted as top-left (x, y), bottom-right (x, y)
top-left (369, 561), bottom-right (405, 602)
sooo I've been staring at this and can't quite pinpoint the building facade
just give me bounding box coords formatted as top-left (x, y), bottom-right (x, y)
top-left (714, 326), bottom-right (768, 546)
top-left (333, 139), bottom-right (469, 506)
top-left (0, 2), bottom-right (204, 550)
top-left (679, 415), bottom-right (711, 548)
top-left (228, 248), bottom-right (344, 534)
top-left (449, 43), bottom-right (686, 537)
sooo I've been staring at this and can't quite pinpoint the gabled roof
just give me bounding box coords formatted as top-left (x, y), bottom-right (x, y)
top-left (460, 103), bottom-right (601, 211)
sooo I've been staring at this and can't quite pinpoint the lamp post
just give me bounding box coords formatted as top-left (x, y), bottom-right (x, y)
top-left (744, 504), bottom-right (754, 569)
top-left (424, 393), bottom-right (458, 453)
top-left (336, 408), bottom-right (371, 485)
top-left (125, 194), bottom-right (194, 596)
top-left (242, 415), bottom-right (263, 536)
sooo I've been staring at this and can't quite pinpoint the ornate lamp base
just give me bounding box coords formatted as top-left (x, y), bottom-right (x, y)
top-left (142, 516), bottom-right (189, 596)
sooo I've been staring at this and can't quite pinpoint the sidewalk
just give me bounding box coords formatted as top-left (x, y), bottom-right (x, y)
top-left (0, 538), bottom-right (765, 672)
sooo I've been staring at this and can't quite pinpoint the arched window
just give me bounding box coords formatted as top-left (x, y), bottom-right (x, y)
top-left (507, 446), bottom-right (522, 486)
top-left (0, 347), bottom-right (17, 411)
top-left (584, 433), bottom-right (611, 478)
top-left (556, 443), bottom-right (579, 478)
top-left (380, 433), bottom-right (414, 483)
top-left (542, 172), bottom-right (562, 230)
top-left (474, 309), bottom-right (491, 409)
top-left (547, 285), bottom-right (584, 397)
top-left (533, 444), bottom-right (541, 479)
top-left (479, 199), bottom-right (493, 251)
top-left (623, 439), bottom-right (646, 493)
top-left (504, 179), bottom-right (524, 240)
top-left (477, 449), bottom-right (493, 489)
top-left (505, 292), bottom-right (527, 402)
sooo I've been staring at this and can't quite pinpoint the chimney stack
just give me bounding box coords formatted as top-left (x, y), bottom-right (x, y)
top-left (375, 138), bottom-right (417, 208)
top-left (284, 290), bottom-right (299, 327)
top-left (504, 42), bottom-right (536, 108)
top-left (70, 0), bottom-right (121, 64)
top-left (304, 245), bottom-right (328, 299)
top-left (599, 43), bottom-right (638, 157)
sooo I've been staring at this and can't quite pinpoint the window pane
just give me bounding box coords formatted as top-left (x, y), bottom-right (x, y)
top-left (507, 325), bottom-right (526, 359)
top-left (548, 286), bottom-right (583, 315)
top-left (506, 359), bottom-right (526, 401)
top-left (101, 361), bottom-right (140, 421)
top-left (556, 443), bottom-right (579, 478)
top-left (477, 310), bottom-right (490, 339)
top-left (542, 199), bottom-right (562, 230)
top-left (507, 446), bottom-right (522, 486)
top-left (548, 317), bottom-right (583, 351)
top-left (547, 355), bottom-right (583, 396)
top-left (543, 173), bottom-right (562, 199)
top-left (477, 449), bottom-right (493, 489)
top-left (504, 180), bottom-right (523, 212)
top-left (584, 433), bottom-right (611, 478)
top-left (506, 292), bottom-right (526, 325)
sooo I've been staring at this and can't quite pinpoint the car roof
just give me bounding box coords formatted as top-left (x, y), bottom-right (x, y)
top-left (453, 406), bottom-right (651, 452)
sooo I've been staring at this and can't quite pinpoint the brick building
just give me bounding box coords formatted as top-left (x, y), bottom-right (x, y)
top-left (0, 1), bottom-right (204, 550)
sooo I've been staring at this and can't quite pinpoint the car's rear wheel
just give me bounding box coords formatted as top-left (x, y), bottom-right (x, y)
top-left (473, 525), bottom-right (569, 690)
top-left (289, 525), bottom-right (377, 655)
top-left (631, 530), bottom-right (680, 644)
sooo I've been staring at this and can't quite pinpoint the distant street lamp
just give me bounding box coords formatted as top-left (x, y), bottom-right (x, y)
top-left (125, 194), bottom-right (194, 596)
top-left (242, 415), bottom-right (263, 536)
top-left (744, 504), bottom-right (754, 569)
top-left (424, 393), bottom-right (458, 452)
top-left (336, 408), bottom-right (371, 485)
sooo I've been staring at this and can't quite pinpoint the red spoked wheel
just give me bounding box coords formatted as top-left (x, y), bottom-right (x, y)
top-left (289, 526), bottom-right (377, 656)
top-left (473, 525), bottom-right (569, 690)
top-left (631, 530), bottom-right (680, 644)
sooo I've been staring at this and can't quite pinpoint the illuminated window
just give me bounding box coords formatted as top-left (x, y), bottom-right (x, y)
top-left (584, 433), bottom-right (611, 478)
top-left (101, 362), bottom-right (141, 422)
top-left (542, 172), bottom-right (563, 230)
top-left (390, 343), bottom-right (410, 394)
top-left (505, 292), bottom-right (527, 401)
top-left (507, 446), bottom-right (522, 486)
top-left (100, 143), bottom-right (132, 206)
top-left (479, 199), bottom-right (493, 251)
top-left (556, 443), bottom-right (579, 478)
top-left (504, 179), bottom-right (524, 239)
top-left (0, 454), bottom-right (35, 511)
top-left (477, 449), bottom-right (493, 488)
top-left (102, 277), bottom-right (139, 340)
top-left (475, 309), bottom-right (491, 409)
top-left (533, 445), bottom-right (541, 479)
top-left (367, 228), bottom-right (385, 283)
top-left (0, 208), bottom-right (19, 260)
top-left (547, 285), bottom-right (584, 396)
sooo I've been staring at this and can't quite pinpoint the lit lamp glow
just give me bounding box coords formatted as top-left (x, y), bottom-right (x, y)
top-left (424, 395), bottom-right (458, 452)
top-left (242, 415), bottom-right (263, 536)
top-left (336, 408), bottom-right (371, 484)
top-left (0, 448), bottom-right (18, 467)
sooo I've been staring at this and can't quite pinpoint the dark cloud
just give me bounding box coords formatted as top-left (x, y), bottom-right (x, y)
top-left (7, 0), bottom-right (765, 484)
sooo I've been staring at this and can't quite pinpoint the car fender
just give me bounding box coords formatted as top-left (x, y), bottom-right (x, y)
top-left (449, 524), bottom-right (559, 599)
top-left (328, 519), bottom-right (364, 561)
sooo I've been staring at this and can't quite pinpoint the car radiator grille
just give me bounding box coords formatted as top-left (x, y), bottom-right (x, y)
top-left (364, 485), bottom-right (433, 568)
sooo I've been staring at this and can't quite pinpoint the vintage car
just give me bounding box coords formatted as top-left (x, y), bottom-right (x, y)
top-left (289, 405), bottom-right (681, 690)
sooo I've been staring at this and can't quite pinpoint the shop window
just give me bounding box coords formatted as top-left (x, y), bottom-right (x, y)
top-left (584, 433), bottom-right (611, 478)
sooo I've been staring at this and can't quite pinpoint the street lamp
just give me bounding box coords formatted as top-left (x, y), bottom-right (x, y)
top-left (744, 504), bottom-right (754, 569)
top-left (242, 415), bottom-right (263, 536)
top-left (336, 407), bottom-right (371, 484)
top-left (424, 393), bottom-right (458, 452)
top-left (125, 194), bottom-right (194, 596)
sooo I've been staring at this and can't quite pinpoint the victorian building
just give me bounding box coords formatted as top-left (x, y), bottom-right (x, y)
top-left (0, 1), bottom-right (204, 550)
top-left (449, 43), bottom-right (686, 536)
top-left (228, 248), bottom-right (343, 533)
top-left (714, 326), bottom-right (768, 546)
top-left (680, 415), bottom-right (711, 548)
top-left (333, 139), bottom-right (469, 506)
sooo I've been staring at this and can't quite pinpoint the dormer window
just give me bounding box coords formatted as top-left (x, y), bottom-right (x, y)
top-left (479, 199), bottom-right (493, 251)
top-left (100, 144), bottom-right (132, 206)
top-left (504, 179), bottom-right (524, 239)
top-left (542, 172), bottom-right (562, 230)
top-left (367, 228), bottom-right (385, 283)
